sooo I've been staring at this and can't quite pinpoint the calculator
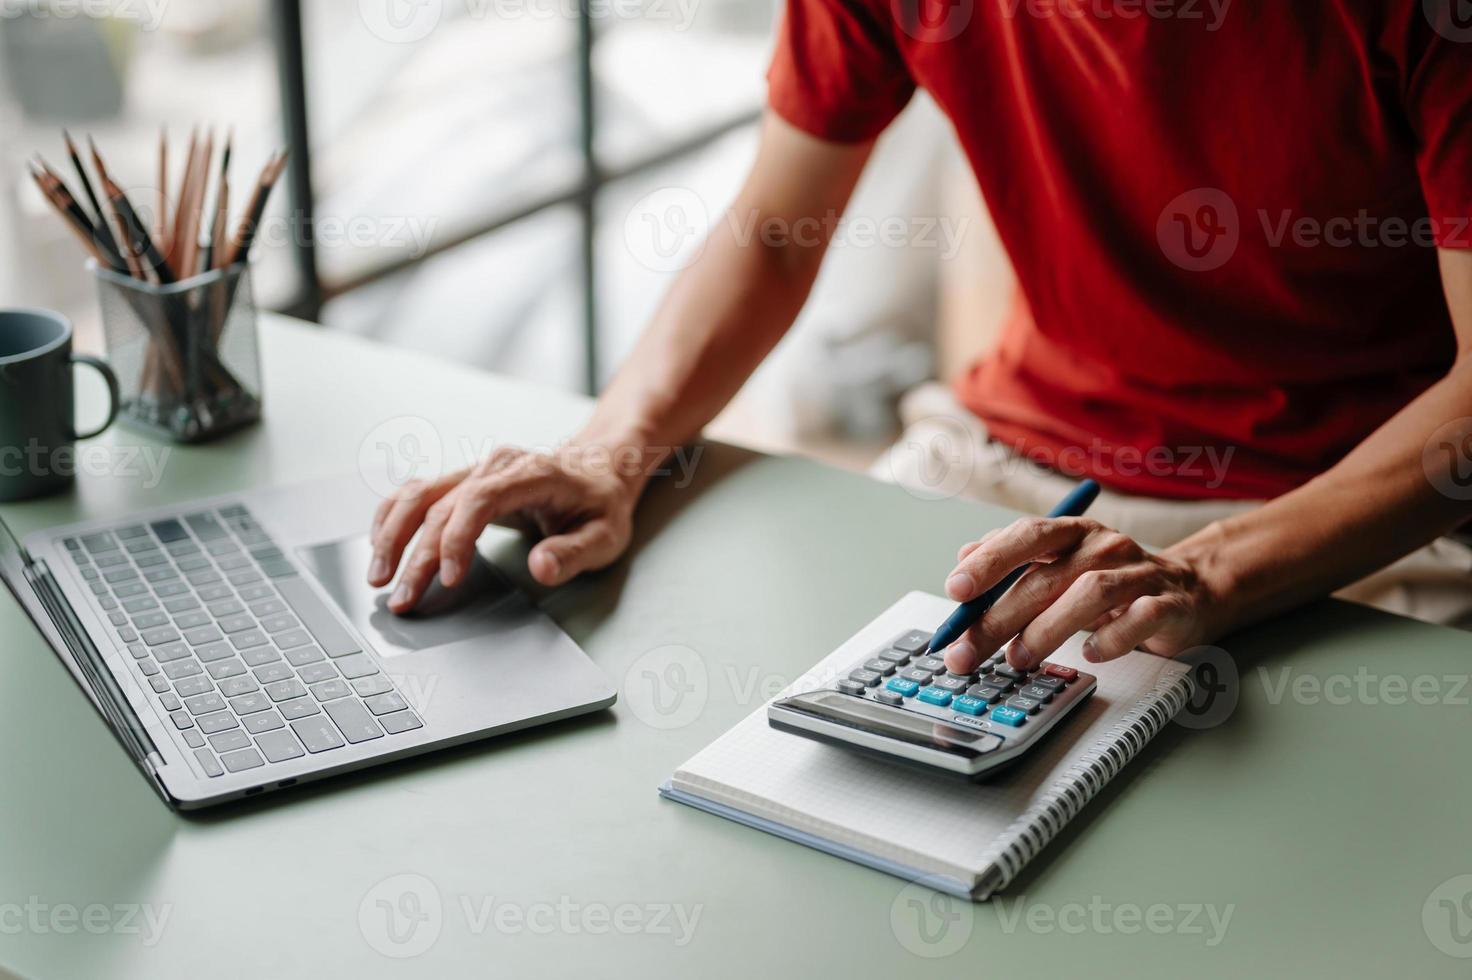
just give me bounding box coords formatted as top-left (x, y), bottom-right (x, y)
top-left (768, 627), bottom-right (1097, 780)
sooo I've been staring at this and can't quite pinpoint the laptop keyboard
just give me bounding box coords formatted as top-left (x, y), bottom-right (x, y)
top-left (63, 504), bottom-right (422, 779)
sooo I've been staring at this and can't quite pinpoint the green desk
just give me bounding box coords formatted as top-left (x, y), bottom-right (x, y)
top-left (2, 317), bottom-right (1469, 979)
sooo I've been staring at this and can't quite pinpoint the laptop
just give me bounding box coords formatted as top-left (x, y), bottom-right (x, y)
top-left (0, 474), bottom-right (617, 809)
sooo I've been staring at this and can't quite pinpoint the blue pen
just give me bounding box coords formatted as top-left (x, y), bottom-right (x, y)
top-left (927, 479), bottom-right (1102, 654)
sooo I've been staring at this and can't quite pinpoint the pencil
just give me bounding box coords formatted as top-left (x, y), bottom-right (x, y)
top-left (85, 140), bottom-right (146, 280)
top-left (156, 126), bottom-right (170, 258)
top-left (31, 157), bottom-right (128, 272)
top-left (101, 172), bottom-right (175, 284)
top-left (61, 130), bottom-right (120, 262)
top-left (224, 150), bottom-right (286, 268)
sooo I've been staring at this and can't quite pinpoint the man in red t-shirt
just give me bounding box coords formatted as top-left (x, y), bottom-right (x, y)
top-left (368, 0), bottom-right (1472, 669)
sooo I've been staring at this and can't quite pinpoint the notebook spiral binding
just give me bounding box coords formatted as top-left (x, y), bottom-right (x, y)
top-left (982, 669), bottom-right (1196, 897)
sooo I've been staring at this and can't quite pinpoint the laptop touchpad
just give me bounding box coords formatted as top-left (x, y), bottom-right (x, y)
top-left (297, 534), bottom-right (521, 658)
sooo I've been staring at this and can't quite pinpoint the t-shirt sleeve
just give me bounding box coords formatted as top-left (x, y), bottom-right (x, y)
top-left (1402, 8), bottom-right (1472, 248)
top-left (766, 0), bottom-right (917, 143)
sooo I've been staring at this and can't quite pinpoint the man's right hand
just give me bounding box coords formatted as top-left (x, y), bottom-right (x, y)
top-left (366, 446), bottom-right (639, 614)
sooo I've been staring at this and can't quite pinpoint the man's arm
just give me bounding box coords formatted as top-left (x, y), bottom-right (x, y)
top-left (942, 249), bottom-right (1472, 672)
top-left (369, 114), bottom-right (875, 608)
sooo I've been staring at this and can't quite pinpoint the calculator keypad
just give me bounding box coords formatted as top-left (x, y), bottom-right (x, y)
top-left (840, 629), bottom-right (1091, 737)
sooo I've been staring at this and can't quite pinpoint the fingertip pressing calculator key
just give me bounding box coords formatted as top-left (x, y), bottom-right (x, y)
top-left (767, 629), bottom-right (1097, 780)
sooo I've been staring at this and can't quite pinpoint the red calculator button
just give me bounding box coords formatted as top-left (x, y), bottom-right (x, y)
top-left (1042, 663), bottom-right (1078, 681)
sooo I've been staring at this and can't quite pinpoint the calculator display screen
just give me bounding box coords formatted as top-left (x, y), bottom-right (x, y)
top-left (776, 691), bottom-right (1003, 759)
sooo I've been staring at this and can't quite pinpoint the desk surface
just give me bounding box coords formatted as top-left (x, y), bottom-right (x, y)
top-left (2, 316), bottom-right (1469, 979)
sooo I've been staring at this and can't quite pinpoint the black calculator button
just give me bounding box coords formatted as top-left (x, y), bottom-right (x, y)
top-left (911, 656), bottom-right (947, 674)
top-left (874, 690), bottom-right (905, 706)
top-left (932, 676), bottom-right (968, 693)
top-left (890, 630), bottom-right (932, 654)
top-left (1030, 675), bottom-right (1066, 693)
top-left (837, 679), bottom-right (868, 696)
top-left (1019, 683), bottom-right (1055, 703)
top-left (966, 685), bottom-right (1004, 704)
top-left (899, 667), bottom-right (933, 685)
top-left (862, 659), bottom-right (897, 676)
top-left (992, 664), bottom-right (1025, 681)
top-left (848, 669), bottom-right (883, 687)
top-left (876, 649), bottom-right (910, 665)
top-left (1007, 695), bottom-right (1042, 714)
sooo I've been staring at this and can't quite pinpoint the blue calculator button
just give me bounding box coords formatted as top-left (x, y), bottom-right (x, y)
top-left (989, 705), bottom-right (1027, 727)
top-left (917, 687), bottom-right (953, 707)
top-left (886, 677), bottom-right (921, 698)
top-left (952, 695), bottom-right (986, 716)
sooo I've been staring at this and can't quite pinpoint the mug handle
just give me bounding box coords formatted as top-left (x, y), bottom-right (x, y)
top-left (71, 354), bottom-right (120, 440)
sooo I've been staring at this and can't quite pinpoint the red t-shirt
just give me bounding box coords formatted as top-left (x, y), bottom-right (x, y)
top-left (767, 0), bottom-right (1472, 499)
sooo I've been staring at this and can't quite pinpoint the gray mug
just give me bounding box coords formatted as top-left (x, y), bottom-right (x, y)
top-left (0, 309), bottom-right (119, 501)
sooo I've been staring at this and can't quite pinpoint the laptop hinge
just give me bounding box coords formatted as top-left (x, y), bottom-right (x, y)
top-left (25, 557), bottom-right (162, 772)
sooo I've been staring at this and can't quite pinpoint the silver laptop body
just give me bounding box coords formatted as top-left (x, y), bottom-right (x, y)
top-left (1, 474), bottom-right (616, 809)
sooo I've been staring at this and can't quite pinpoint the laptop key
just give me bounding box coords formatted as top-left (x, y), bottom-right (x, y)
top-left (253, 663), bottom-right (294, 684)
top-left (117, 627), bottom-right (138, 643)
top-left (184, 512), bottom-right (228, 541)
top-left (209, 730), bottom-right (251, 753)
top-left (194, 641), bottom-right (235, 663)
top-left (228, 570), bottom-right (263, 587)
top-left (81, 532), bottom-right (118, 554)
top-left (108, 612), bottom-right (128, 627)
top-left (217, 613), bottom-right (252, 633)
top-left (378, 710), bottom-right (423, 735)
top-left (133, 612), bottom-right (169, 630)
top-left (163, 660), bottom-right (203, 680)
top-left (273, 629), bottom-right (311, 650)
top-left (174, 611), bottom-right (210, 630)
top-left (160, 693), bottom-right (181, 712)
top-left (324, 698), bottom-right (384, 744)
top-left (174, 676), bottom-right (212, 697)
top-left (148, 674), bottom-right (170, 692)
top-left (99, 595), bottom-right (117, 610)
top-left (127, 643), bottom-right (148, 659)
top-left (290, 716), bottom-right (345, 752)
top-left (215, 554), bottom-right (251, 571)
top-left (229, 692), bottom-right (271, 715)
top-left (142, 626), bottom-right (180, 646)
top-left (186, 569), bottom-right (222, 587)
top-left (221, 748), bottom-right (265, 773)
top-left (261, 614), bottom-right (299, 634)
top-left (265, 679), bottom-right (307, 702)
top-left (185, 692), bottom-right (226, 715)
top-left (364, 692), bottom-right (408, 716)
top-left (184, 625), bottom-right (223, 646)
top-left (153, 642), bottom-right (191, 663)
top-left (114, 582), bottom-right (148, 598)
top-left (182, 729), bottom-right (205, 748)
top-left (144, 567), bottom-right (179, 583)
top-left (163, 595), bottom-right (200, 613)
top-left (134, 552), bottom-right (169, 568)
top-left (206, 658), bottom-right (247, 680)
top-left (149, 519), bottom-right (188, 543)
top-left (238, 584), bottom-right (275, 602)
top-left (250, 599), bottom-right (287, 617)
top-left (115, 526), bottom-right (147, 540)
top-left (335, 654), bottom-right (378, 679)
top-left (255, 729), bottom-right (305, 762)
top-left (244, 710), bottom-right (285, 734)
top-left (311, 679), bottom-right (351, 701)
top-left (218, 676), bottom-right (260, 698)
top-left (284, 645), bottom-right (325, 667)
top-left (350, 674), bottom-right (391, 697)
top-left (197, 584), bottom-right (232, 602)
top-left (194, 748), bottom-right (223, 777)
top-left (175, 555), bottom-right (211, 572)
top-left (229, 630), bottom-right (268, 650)
top-left (170, 710), bottom-right (194, 730)
top-left (209, 597), bottom-right (246, 618)
top-left (197, 711), bottom-right (238, 734)
top-left (278, 697), bottom-right (320, 721)
top-left (154, 581), bottom-right (190, 598)
top-left (243, 646), bottom-right (283, 667)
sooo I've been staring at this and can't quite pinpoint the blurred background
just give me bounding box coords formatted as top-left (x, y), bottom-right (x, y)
top-left (0, 0), bottom-right (1013, 471)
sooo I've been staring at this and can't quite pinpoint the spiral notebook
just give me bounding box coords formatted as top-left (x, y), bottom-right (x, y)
top-left (660, 591), bottom-right (1193, 900)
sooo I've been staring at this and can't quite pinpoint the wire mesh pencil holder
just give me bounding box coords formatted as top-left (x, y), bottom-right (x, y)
top-left (91, 260), bottom-right (263, 443)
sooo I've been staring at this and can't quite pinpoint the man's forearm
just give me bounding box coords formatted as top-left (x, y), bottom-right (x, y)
top-left (1167, 357), bottom-right (1472, 637)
